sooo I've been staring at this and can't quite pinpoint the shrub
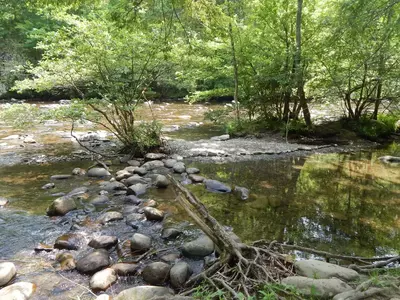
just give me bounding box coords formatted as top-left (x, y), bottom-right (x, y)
top-left (0, 103), bottom-right (42, 128)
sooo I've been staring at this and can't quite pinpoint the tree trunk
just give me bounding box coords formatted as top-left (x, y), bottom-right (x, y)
top-left (295, 0), bottom-right (312, 127)
top-left (228, 20), bottom-right (240, 125)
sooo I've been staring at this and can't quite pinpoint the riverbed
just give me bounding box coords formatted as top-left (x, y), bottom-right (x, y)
top-left (0, 101), bottom-right (399, 299)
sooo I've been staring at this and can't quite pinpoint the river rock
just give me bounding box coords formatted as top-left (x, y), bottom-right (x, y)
top-left (50, 174), bottom-right (72, 180)
top-left (23, 136), bottom-right (36, 144)
top-left (116, 170), bottom-right (131, 181)
top-left (234, 186), bottom-right (250, 200)
top-left (90, 195), bottom-right (110, 205)
top-left (67, 186), bottom-right (89, 197)
top-left (145, 199), bottom-right (157, 207)
top-left (123, 166), bottom-right (137, 173)
top-left (164, 159), bottom-right (177, 168)
top-left (142, 262), bottom-right (171, 285)
top-left (161, 253), bottom-right (181, 263)
top-left (142, 160), bottom-right (164, 171)
top-left (111, 263), bottom-right (138, 276)
top-left (96, 295), bottom-right (111, 300)
top-left (0, 282), bottom-right (36, 300)
top-left (126, 213), bottom-right (145, 223)
top-left (125, 175), bottom-right (148, 186)
top-left (150, 166), bottom-right (171, 175)
top-left (143, 207), bottom-right (164, 221)
top-left (186, 167), bottom-right (200, 174)
top-left (131, 233), bottom-right (151, 253)
top-left (0, 197), bottom-right (9, 207)
top-left (72, 168), bottom-right (86, 176)
top-left (281, 276), bottom-right (353, 298)
top-left (0, 262), bottom-right (16, 286)
top-left (99, 211), bottom-right (123, 224)
top-left (76, 249), bottom-right (110, 274)
top-left (124, 195), bottom-right (142, 205)
top-left (155, 175), bottom-right (169, 188)
top-left (127, 160), bottom-right (141, 167)
top-left (90, 268), bottom-right (117, 291)
top-left (379, 156), bottom-right (400, 163)
top-left (100, 181), bottom-right (127, 191)
top-left (54, 233), bottom-right (84, 250)
top-left (41, 183), bottom-right (55, 190)
top-left (173, 162), bottom-right (186, 173)
top-left (182, 235), bottom-right (215, 258)
top-left (87, 168), bottom-right (111, 178)
top-left (89, 236), bottom-right (118, 249)
top-left (46, 197), bottom-right (77, 216)
top-left (170, 262), bottom-right (192, 289)
top-left (210, 134), bottom-right (230, 141)
top-left (146, 153), bottom-right (167, 161)
top-left (161, 228), bottom-right (182, 240)
top-left (114, 286), bottom-right (174, 300)
top-left (134, 167), bottom-right (148, 176)
top-left (56, 253), bottom-right (76, 271)
top-left (127, 183), bottom-right (148, 196)
top-left (295, 260), bottom-right (360, 282)
top-left (204, 179), bottom-right (231, 193)
top-left (188, 174), bottom-right (205, 183)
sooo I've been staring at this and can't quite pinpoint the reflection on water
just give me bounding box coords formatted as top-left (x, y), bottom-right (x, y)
top-left (187, 143), bottom-right (400, 257)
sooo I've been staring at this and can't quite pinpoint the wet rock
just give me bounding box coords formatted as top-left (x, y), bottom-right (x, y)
top-left (116, 171), bottom-right (131, 181)
top-left (76, 249), bottom-right (110, 274)
top-left (210, 134), bottom-right (230, 141)
top-left (56, 253), bottom-right (76, 271)
top-left (127, 183), bottom-right (148, 196)
top-left (180, 174), bottom-right (192, 185)
top-left (130, 233), bottom-right (151, 253)
top-left (89, 236), bottom-right (118, 249)
top-left (295, 260), bottom-right (360, 282)
top-left (234, 186), bottom-right (250, 200)
top-left (87, 168), bottom-right (111, 178)
top-left (281, 276), bottom-right (353, 298)
top-left (134, 167), bottom-right (148, 176)
top-left (146, 153), bottom-right (167, 161)
top-left (182, 236), bottom-right (215, 258)
top-left (46, 197), bottom-right (77, 216)
top-left (170, 262), bottom-right (192, 289)
top-left (90, 195), bottom-right (110, 205)
top-left (125, 175), bottom-right (148, 186)
top-left (124, 195), bottom-right (142, 205)
top-left (23, 136), bottom-right (36, 144)
top-left (150, 166), bottom-right (171, 175)
top-left (188, 174), bottom-right (205, 183)
top-left (155, 175), bottom-right (169, 188)
top-left (143, 207), bottom-right (164, 221)
top-left (100, 181), bottom-right (127, 191)
top-left (0, 282), bottom-right (36, 299)
top-left (161, 253), bottom-right (181, 263)
top-left (0, 197), bottom-right (9, 207)
top-left (126, 213), bottom-right (145, 223)
top-left (173, 162), bottom-right (186, 173)
top-left (99, 211), bottom-right (123, 224)
top-left (34, 243), bottom-right (53, 252)
top-left (90, 268), bottom-right (117, 291)
top-left (142, 160), bottom-right (164, 171)
top-left (54, 233), bottom-right (84, 250)
top-left (67, 186), bottom-right (89, 197)
top-left (379, 156), bottom-right (400, 163)
top-left (145, 199), bottom-right (157, 207)
top-left (186, 168), bottom-right (200, 174)
top-left (161, 228), bottom-right (182, 240)
top-left (41, 183), bottom-right (55, 190)
top-left (50, 174), bottom-right (72, 180)
top-left (127, 160), bottom-right (141, 167)
top-left (114, 286), bottom-right (174, 300)
top-left (51, 192), bottom-right (66, 197)
top-left (142, 262), bottom-right (171, 285)
top-left (164, 159), bottom-right (177, 168)
top-left (72, 168), bottom-right (86, 176)
top-left (0, 262), bottom-right (16, 286)
top-left (111, 263), bottom-right (138, 276)
top-left (204, 179), bottom-right (231, 193)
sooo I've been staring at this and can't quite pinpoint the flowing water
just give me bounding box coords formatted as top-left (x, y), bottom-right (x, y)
top-left (0, 101), bottom-right (399, 298)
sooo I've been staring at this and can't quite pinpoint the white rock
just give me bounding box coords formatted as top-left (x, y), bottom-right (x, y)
top-left (96, 295), bottom-right (111, 300)
top-left (0, 262), bottom-right (16, 286)
top-left (90, 268), bottom-right (117, 291)
top-left (0, 282), bottom-right (36, 299)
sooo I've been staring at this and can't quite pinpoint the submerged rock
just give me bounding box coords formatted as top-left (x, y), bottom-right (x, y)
top-left (142, 262), bottom-right (171, 285)
top-left (281, 276), bottom-right (353, 298)
top-left (294, 260), bottom-right (360, 282)
top-left (54, 233), bottom-right (84, 250)
top-left (90, 268), bottom-right (117, 291)
top-left (0, 262), bottom-right (16, 287)
top-left (182, 236), bottom-right (215, 258)
top-left (0, 282), bottom-right (36, 300)
top-left (204, 179), bottom-right (231, 193)
top-left (114, 286), bottom-right (174, 300)
top-left (76, 249), bottom-right (110, 274)
top-left (46, 197), bottom-right (77, 216)
top-left (87, 168), bottom-right (111, 178)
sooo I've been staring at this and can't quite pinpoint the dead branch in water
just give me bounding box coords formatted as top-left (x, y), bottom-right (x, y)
top-left (169, 175), bottom-right (294, 298)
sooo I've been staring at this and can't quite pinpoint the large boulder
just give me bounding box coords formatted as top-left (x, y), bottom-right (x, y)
top-left (154, 175), bottom-right (169, 188)
top-left (114, 286), bottom-right (174, 300)
top-left (54, 233), bottom-right (84, 250)
top-left (46, 197), bottom-right (77, 216)
top-left (0, 282), bottom-right (36, 300)
top-left (130, 233), bottom-right (151, 253)
top-left (0, 262), bottom-right (16, 286)
top-left (282, 276), bottom-right (353, 298)
top-left (89, 236), bottom-right (118, 249)
top-left (204, 180), bottom-right (231, 193)
top-left (90, 268), bottom-right (117, 291)
top-left (127, 183), bottom-right (148, 196)
top-left (99, 211), bottom-right (123, 224)
top-left (76, 249), bottom-right (110, 274)
top-left (295, 260), bottom-right (360, 282)
top-left (87, 168), bottom-right (111, 178)
top-left (142, 262), bottom-right (171, 285)
top-left (182, 236), bottom-right (215, 258)
top-left (143, 207), bottom-right (164, 221)
top-left (170, 262), bottom-right (192, 289)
